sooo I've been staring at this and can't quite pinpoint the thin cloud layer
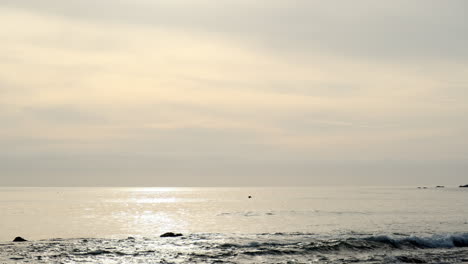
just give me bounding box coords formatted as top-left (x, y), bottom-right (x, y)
top-left (2, 0), bottom-right (467, 60)
top-left (0, 2), bottom-right (467, 186)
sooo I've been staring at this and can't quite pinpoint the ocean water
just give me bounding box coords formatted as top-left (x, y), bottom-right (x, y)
top-left (0, 186), bottom-right (467, 263)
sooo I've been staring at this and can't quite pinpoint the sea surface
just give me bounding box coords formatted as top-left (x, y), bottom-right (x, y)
top-left (0, 186), bottom-right (467, 263)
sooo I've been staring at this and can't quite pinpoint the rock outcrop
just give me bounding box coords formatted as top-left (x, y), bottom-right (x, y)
top-left (160, 232), bottom-right (183, 238)
top-left (13, 237), bottom-right (27, 242)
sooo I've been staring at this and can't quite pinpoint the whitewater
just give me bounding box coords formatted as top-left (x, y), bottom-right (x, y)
top-left (1, 186), bottom-right (467, 263)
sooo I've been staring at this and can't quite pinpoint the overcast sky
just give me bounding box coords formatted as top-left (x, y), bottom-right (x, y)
top-left (1, 0), bottom-right (467, 186)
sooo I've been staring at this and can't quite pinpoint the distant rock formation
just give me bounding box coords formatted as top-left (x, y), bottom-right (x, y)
top-left (436, 186), bottom-right (445, 188)
top-left (13, 237), bottom-right (27, 242)
top-left (160, 232), bottom-right (183, 238)
top-left (459, 184), bottom-right (468, 188)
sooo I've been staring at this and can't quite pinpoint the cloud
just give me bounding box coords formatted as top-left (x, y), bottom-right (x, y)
top-left (1, 0), bottom-right (468, 62)
top-left (0, 3), bottom-right (467, 185)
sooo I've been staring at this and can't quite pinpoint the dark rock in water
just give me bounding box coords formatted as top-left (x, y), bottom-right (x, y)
top-left (459, 184), bottom-right (468, 188)
top-left (436, 186), bottom-right (445, 188)
top-left (160, 232), bottom-right (183, 238)
top-left (13, 237), bottom-right (27, 242)
top-left (395, 256), bottom-right (426, 263)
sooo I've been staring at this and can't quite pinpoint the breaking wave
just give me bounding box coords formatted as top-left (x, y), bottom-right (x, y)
top-left (218, 233), bottom-right (468, 256)
top-left (2, 233), bottom-right (468, 263)
top-left (364, 233), bottom-right (468, 249)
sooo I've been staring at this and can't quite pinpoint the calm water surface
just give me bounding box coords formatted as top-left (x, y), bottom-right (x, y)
top-left (1, 187), bottom-right (467, 263)
top-left (1, 186), bottom-right (467, 240)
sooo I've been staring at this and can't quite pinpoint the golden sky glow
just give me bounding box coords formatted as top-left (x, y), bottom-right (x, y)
top-left (1, 1), bottom-right (467, 186)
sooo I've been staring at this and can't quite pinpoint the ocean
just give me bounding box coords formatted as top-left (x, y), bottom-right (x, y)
top-left (0, 186), bottom-right (467, 263)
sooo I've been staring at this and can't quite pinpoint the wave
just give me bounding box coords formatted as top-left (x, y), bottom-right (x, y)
top-left (364, 233), bottom-right (468, 249)
top-left (2, 233), bottom-right (468, 263)
top-left (217, 233), bottom-right (468, 256)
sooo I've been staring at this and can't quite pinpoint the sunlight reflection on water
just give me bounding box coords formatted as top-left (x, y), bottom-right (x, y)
top-left (0, 187), bottom-right (467, 240)
top-left (132, 197), bottom-right (178, 203)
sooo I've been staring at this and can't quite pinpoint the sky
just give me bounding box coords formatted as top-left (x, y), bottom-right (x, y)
top-left (1, 0), bottom-right (467, 186)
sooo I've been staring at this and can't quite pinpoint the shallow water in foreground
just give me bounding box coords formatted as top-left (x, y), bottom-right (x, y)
top-left (2, 233), bottom-right (468, 263)
top-left (1, 187), bottom-right (467, 263)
